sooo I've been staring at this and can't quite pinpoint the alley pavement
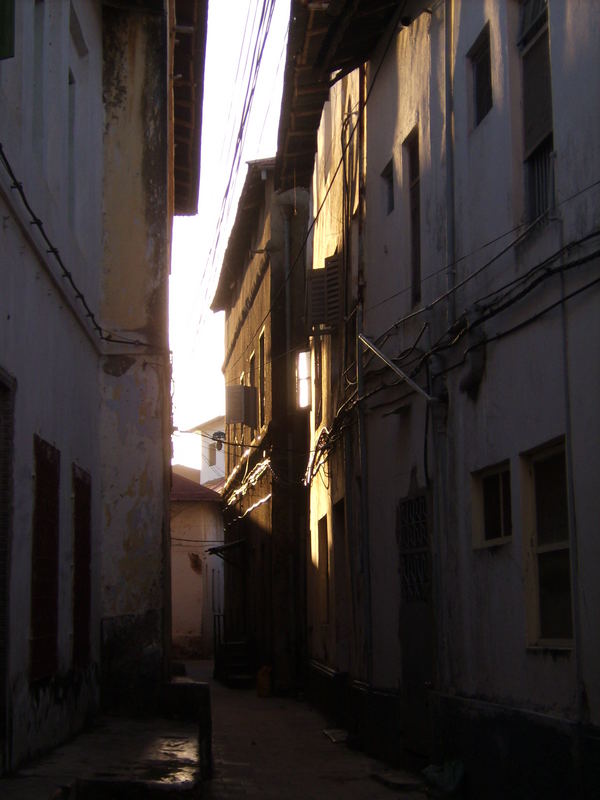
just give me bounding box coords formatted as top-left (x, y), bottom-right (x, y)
top-left (187, 660), bottom-right (428, 800)
top-left (0, 661), bottom-right (428, 799)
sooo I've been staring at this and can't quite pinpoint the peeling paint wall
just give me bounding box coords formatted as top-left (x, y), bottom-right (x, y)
top-left (0, 0), bottom-right (103, 770)
top-left (99, 5), bottom-right (172, 707)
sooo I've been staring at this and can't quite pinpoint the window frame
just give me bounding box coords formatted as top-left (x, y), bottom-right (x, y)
top-left (471, 460), bottom-right (513, 549)
top-left (521, 439), bottom-right (573, 648)
top-left (468, 22), bottom-right (493, 128)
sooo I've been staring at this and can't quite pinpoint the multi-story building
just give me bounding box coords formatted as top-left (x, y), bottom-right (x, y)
top-left (0, 0), bottom-right (206, 770)
top-left (211, 158), bottom-right (309, 692)
top-left (277, 0), bottom-right (600, 795)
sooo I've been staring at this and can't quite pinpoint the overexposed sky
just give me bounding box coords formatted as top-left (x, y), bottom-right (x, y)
top-left (170, 0), bottom-right (289, 469)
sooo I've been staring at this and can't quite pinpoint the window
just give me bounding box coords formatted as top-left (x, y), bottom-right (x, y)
top-left (318, 515), bottom-right (329, 624)
top-left (531, 446), bottom-right (572, 640)
top-left (472, 462), bottom-right (512, 546)
top-left (296, 350), bottom-right (311, 409)
top-left (259, 332), bottom-right (265, 428)
top-left (468, 23), bottom-right (492, 126)
top-left (249, 352), bottom-right (256, 438)
top-left (404, 128), bottom-right (421, 306)
top-left (314, 337), bottom-right (322, 428)
top-left (381, 159), bottom-right (394, 215)
top-left (520, 1), bottom-right (554, 219)
top-left (208, 442), bottom-right (217, 467)
top-left (523, 443), bottom-right (572, 643)
top-left (72, 465), bottom-right (91, 670)
top-left (0, 0), bottom-right (15, 60)
top-left (31, 436), bottom-right (60, 681)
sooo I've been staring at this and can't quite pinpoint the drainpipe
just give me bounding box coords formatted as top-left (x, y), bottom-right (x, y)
top-left (445, 0), bottom-right (456, 325)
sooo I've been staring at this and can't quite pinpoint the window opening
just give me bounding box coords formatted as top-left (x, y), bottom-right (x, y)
top-left (31, 435), bottom-right (60, 681)
top-left (404, 128), bottom-right (421, 306)
top-left (469, 23), bottom-right (492, 126)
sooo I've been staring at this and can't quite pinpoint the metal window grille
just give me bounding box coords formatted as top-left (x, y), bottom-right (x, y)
top-left (397, 494), bottom-right (430, 602)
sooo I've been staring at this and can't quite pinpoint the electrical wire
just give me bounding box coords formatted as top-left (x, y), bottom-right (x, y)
top-left (0, 142), bottom-right (164, 350)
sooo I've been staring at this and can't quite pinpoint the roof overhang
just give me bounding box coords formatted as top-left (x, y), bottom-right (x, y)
top-left (210, 157), bottom-right (276, 312)
top-left (276, 0), bottom-right (430, 191)
top-left (173, 0), bottom-right (209, 214)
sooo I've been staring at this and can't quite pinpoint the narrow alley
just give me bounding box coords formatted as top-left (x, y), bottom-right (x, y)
top-left (189, 661), bottom-right (427, 800)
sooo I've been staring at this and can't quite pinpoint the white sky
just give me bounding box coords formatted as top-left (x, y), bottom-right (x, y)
top-left (169, 0), bottom-right (289, 469)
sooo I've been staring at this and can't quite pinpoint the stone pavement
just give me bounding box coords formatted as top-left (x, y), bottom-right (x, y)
top-left (186, 660), bottom-right (428, 800)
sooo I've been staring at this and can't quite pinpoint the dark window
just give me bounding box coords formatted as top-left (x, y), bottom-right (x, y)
top-left (72, 465), bottom-right (91, 670)
top-left (469, 23), bottom-right (492, 126)
top-left (318, 515), bottom-right (329, 624)
top-left (258, 332), bottom-right (265, 428)
top-left (314, 337), bottom-right (322, 428)
top-left (0, 0), bottom-right (15, 60)
top-left (482, 466), bottom-right (512, 541)
top-left (381, 159), bottom-right (394, 214)
top-left (533, 447), bottom-right (572, 640)
top-left (249, 352), bottom-right (256, 438)
top-left (521, 3), bottom-right (554, 219)
top-left (31, 436), bottom-right (60, 681)
top-left (404, 129), bottom-right (421, 305)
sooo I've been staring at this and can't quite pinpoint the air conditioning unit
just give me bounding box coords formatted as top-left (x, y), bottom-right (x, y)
top-left (226, 385), bottom-right (258, 428)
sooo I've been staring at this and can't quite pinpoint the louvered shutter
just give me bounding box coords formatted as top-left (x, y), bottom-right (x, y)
top-left (523, 30), bottom-right (552, 158)
top-left (308, 254), bottom-right (342, 330)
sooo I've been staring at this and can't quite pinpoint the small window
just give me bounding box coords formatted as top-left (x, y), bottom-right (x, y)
top-left (296, 350), bottom-right (311, 409)
top-left (472, 462), bottom-right (512, 546)
top-left (31, 436), bottom-right (60, 681)
top-left (520, 2), bottom-right (554, 220)
top-left (468, 23), bottom-right (492, 126)
top-left (381, 159), bottom-right (394, 215)
top-left (208, 442), bottom-right (217, 467)
top-left (403, 128), bottom-right (421, 306)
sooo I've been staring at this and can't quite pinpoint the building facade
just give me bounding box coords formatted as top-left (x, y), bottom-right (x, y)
top-left (277, 0), bottom-right (600, 795)
top-left (211, 159), bottom-right (309, 692)
top-left (0, 0), bottom-right (206, 770)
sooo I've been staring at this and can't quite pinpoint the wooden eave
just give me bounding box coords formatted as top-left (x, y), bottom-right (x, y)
top-left (173, 0), bottom-right (208, 215)
top-left (276, 0), bottom-right (430, 191)
top-left (210, 158), bottom-right (276, 313)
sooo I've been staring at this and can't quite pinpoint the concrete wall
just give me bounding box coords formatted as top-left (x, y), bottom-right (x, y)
top-left (0, 0), bottom-right (103, 769)
top-left (171, 501), bottom-right (223, 657)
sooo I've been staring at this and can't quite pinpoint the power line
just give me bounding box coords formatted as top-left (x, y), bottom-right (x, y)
top-left (0, 141), bottom-right (164, 351)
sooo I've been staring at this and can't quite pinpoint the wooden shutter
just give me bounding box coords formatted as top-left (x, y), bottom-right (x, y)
top-left (523, 29), bottom-right (553, 157)
top-left (308, 254), bottom-right (342, 330)
top-left (31, 436), bottom-right (60, 681)
top-left (226, 385), bottom-right (257, 427)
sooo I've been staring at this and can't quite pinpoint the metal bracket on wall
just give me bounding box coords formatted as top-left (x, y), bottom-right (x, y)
top-left (358, 333), bottom-right (442, 404)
